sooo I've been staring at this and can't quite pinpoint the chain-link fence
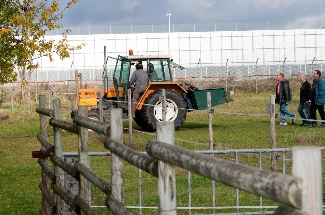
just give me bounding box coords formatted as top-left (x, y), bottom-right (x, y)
top-left (46, 21), bottom-right (325, 35)
top-left (1, 62), bottom-right (322, 110)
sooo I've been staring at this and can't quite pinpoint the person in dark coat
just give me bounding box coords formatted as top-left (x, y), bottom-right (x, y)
top-left (310, 78), bottom-right (318, 126)
top-left (297, 75), bottom-right (312, 127)
top-left (275, 72), bottom-right (296, 125)
top-left (310, 70), bottom-right (325, 128)
top-left (129, 63), bottom-right (149, 102)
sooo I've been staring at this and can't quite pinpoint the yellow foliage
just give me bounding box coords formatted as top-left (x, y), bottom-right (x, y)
top-left (0, 0), bottom-right (83, 84)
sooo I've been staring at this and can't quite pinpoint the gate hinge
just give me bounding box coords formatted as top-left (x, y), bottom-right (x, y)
top-left (32, 150), bottom-right (51, 158)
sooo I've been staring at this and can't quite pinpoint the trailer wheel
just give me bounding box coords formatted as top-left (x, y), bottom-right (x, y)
top-left (141, 89), bottom-right (187, 131)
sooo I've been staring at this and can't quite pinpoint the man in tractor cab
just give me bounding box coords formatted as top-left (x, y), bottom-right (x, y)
top-left (148, 63), bottom-right (158, 81)
top-left (128, 63), bottom-right (149, 102)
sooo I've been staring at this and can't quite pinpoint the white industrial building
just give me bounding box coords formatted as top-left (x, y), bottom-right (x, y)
top-left (29, 27), bottom-right (325, 82)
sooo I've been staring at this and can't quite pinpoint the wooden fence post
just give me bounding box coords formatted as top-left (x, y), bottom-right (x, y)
top-left (79, 73), bottom-right (83, 89)
top-left (98, 89), bottom-right (103, 122)
top-left (156, 121), bottom-right (176, 215)
top-left (53, 99), bottom-right (64, 214)
top-left (39, 95), bottom-right (50, 214)
top-left (292, 147), bottom-right (322, 214)
top-left (128, 88), bottom-right (132, 145)
top-left (110, 108), bottom-right (124, 203)
top-left (207, 92), bottom-right (214, 150)
top-left (11, 87), bottom-right (14, 111)
top-left (270, 95), bottom-right (276, 171)
top-left (78, 106), bottom-right (90, 213)
top-left (28, 88), bottom-right (31, 115)
top-left (161, 89), bottom-right (166, 122)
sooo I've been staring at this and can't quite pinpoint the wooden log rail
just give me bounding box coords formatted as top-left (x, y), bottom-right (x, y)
top-left (105, 196), bottom-right (135, 215)
top-left (73, 115), bottom-right (110, 136)
top-left (146, 140), bottom-right (314, 214)
top-left (104, 137), bottom-right (159, 177)
top-left (49, 118), bottom-right (78, 134)
top-left (74, 162), bottom-right (112, 195)
top-left (50, 155), bottom-right (80, 180)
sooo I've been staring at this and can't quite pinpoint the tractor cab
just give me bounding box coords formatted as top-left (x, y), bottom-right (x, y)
top-left (113, 54), bottom-right (173, 86)
top-left (109, 54), bottom-right (175, 103)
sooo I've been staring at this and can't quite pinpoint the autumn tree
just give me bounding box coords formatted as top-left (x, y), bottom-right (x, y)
top-left (0, 0), bottom-right (20, 83)
top-left (0, 0), bottom-right (84, 102)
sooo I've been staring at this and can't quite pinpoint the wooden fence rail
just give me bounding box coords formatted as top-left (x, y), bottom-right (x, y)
top-left (35, 94), bottom-right (322, 215)
top-left (147, 140), bottom-right (302, 209)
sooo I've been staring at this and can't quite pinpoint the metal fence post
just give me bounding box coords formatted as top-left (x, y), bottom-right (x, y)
top-left (53, 99), bottom-right (64, 214)
top-left (255, 58), bottom-right (259, 94)
top-left (292, 147), bottom-right (322, 214)
top-left (75, 70), bottom-right (80, 107)
top-left (110, 108), bottom-right (124, 203)
top-left (39, 95), bottom-right (50, 214)
top-left (156, 121), bottom-right (176, 215)
top-left (78, 106), bottom-right (90, 212)
top-left (226, 59), bottom-right (228, 92)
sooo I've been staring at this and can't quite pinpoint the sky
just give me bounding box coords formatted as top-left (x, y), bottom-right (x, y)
top-left (59, 0), bottom-right (325, 27)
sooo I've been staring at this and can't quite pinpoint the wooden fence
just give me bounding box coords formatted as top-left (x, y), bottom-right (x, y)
top-left (34, 94), bottom-right (322, 215)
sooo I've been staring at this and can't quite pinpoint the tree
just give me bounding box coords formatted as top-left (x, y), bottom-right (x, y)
top-left (0, 0), bottom-right (20, 83)
top-left (0, 0), bottom-right (83, 85)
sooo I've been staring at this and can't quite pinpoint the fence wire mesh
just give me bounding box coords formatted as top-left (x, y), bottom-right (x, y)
top-left (70, 148), bottom-right (325, 215)
top-left (1, 63), bottom-right (323, 109)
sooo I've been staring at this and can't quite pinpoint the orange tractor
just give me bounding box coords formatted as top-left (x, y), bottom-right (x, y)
top-left (74, 51), bottom-right (229, 131)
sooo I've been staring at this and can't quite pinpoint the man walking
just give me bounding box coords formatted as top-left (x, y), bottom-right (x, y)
top-left (275, 72), bottom-right (296, 125)
top-left (310, 70), bottom-right (325, 128)
top-left (297, 75), bottom-right (312, 127)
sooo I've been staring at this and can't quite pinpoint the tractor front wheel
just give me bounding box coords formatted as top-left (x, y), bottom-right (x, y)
top-left (88, 111), bottom-right (100, 121)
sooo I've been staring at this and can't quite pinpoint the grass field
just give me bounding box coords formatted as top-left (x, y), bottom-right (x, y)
top-left (0, 92), bottom-right (324, 214)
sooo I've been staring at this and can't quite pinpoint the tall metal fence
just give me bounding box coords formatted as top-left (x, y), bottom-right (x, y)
top-left (1, 62), bottom-right (323, 107)
top-left (47, 21), bottom-right (325, 35)
top-left (16, 62), bottom-right (324, 82)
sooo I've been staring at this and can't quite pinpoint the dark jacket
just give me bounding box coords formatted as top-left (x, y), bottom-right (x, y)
top-left (315, 77), bottom-right (325, 105)
top-left (299, 80), bottom-right (311, 103)
top-left (275, 79), bottom-right (290, 104)
top-left (311, 79), bottom-right (317, 102)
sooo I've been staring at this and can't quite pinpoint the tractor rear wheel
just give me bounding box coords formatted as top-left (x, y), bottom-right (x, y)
top-left (140, 89), bottom-right (187, 131)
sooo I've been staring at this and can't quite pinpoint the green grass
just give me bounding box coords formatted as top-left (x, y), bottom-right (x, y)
top-left (0, 92), bottom-right (324, 214)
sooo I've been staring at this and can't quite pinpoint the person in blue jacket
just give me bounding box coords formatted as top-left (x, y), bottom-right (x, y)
top-left (311, 70), bottom-right (325, 128)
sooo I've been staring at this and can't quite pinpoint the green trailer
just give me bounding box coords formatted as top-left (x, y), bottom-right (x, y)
top-left (188, 87), bottom-right (229, 110)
